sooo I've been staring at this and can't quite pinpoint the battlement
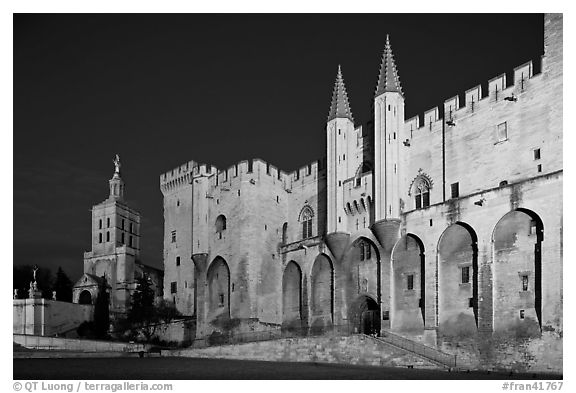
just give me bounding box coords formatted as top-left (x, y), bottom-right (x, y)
top-left (405, 56), bottom-right (543, 138)
top-left (161, 156), bottom-right (325, 194)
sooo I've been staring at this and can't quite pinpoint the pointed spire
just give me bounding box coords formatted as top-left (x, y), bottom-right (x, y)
top-left (375, 34), bottom-right (403, 97)
top-left (327, 65), bottom-right (354, 123)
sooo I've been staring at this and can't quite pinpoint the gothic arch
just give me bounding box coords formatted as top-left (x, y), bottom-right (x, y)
top-left (391, 234), bottom-right (425, 332)
top-left (282, 261), bottom-right (302, 327)
top-left (78, 290), bottom-right (93, 305)
top-left (310, 254), bottom-right (334, 322)
top-left (492, 208), bottom-right (543, 336)
top-left (437, 222), bottom-right (478, 337)
top-left (206, 257), bottom-right (230, 317)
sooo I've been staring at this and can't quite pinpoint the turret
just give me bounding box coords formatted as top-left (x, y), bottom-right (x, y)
top-left (373, 35), bottom-right (405, 221)
top-left (326, 65), bottom-right (355, 235)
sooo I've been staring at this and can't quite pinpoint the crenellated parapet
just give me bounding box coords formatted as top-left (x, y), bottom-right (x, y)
top-left (403, 57), bottom-right (543, 145)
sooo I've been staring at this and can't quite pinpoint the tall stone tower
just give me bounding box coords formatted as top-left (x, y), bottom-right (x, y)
top-left (326, 65), bottom-right (355, 234)
top-left (73, 155), bottom-right (142, 314)
top-left (374, 35), bottom-right (405, 221)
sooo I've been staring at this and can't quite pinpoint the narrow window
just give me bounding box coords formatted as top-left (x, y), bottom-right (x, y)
top-left (176, 256), bottom-right (181, 267)
top-left (107, 218), bottom-right (110, 228)
top-left (497, 122), bottom-right (508, 142)
top-left (219, 293), bottom-right (225, 307)
top-left (360, 242), bottom-right (365, 261)
top-left (363, 217), bottom-right (366, 228)
top-left (533, 148), bottom-right (541, 160)
top-left (522, 275), bottom-right (529, 291)
top-left (338, 181), bottom-right (341, 187)
top-left (99, 219), bottom-right (102, 229)
top-left (461, 266), bottom-right (470, 284)
top-left (366, 243), bottom-right (371, 259)
top-left (171, 230), bottom-right (176, 243)
top-left (177, 200), bottom-right (180, 207)
top-left (99, 233), bottom-right (102, 243)
top-left (121, 232), bottom-right (125, 244)
top-left (170, 282), bottom-right (177, 294)
top-left (537, 164), bottom-right (542, 173)
top-left (356, 178), bottom-right (361, 187)
top-left (130, 223), bottom-right (133, 233)
top-left (422, 190), bottom-right (430, 207)
top-left (106, 231), bottom-right (110, 242)
top-left (216, 215), bottom-right (227, 239)
top-left (301, 208), bottom-right (313, 239)
top-left (519, 309), bottom-right (525, 319)
top-left (407, 274), bottom-right (414, 290)
top-left (234, 164), bottom-right (238, 177)
top-left (129, 236), bottom-right (133, 248)
top-left (121, 219), bottom-right (125, 230)
top-left (451, 182), bottom-right (459, 199)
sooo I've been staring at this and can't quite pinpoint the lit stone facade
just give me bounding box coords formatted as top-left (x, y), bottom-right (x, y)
top-left (161, 14), bottom-right (562, 370)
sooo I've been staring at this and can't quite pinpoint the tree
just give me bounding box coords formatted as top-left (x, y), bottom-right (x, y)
top-left (53, 267), bottom-right (73, 302)
top-left (116, 274), bottom-right (181, 342)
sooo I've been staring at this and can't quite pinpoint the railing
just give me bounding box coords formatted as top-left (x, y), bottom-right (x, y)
top-left (190, 324), bottom-right (355, 348)
top-left (365, 331), bottom-right (457, 368)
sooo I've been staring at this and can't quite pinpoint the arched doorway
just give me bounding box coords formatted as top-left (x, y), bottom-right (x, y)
top-left (391, 234), bottom-right (425, 332)
top-left (437, 222), bottom-right (478, 337)
top-left (350, 295), bottom-right (380, 335)
top-left (78, 290), bottom-right (92, 305)
top-left (207, 257), bottom-right (230, 318)
top-left (492, 209), bottom-right (543, 336)
top-left (282, 261), bottom-right (302, 327)
top-left (310, 254), bottom-right (334, 326)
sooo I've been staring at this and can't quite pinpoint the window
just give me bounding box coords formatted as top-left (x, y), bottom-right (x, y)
top-left (407, 274), bottom-right (414, 290)
top-left (176, 256), bottom-right (181, 267)
top-left (412, 174), bottom-right (432, 210)
top-left (359, 241), bottom-right (371, 261)
top-left (171, 230), bottom-right (176, 243)
top-left (537, 164), bottom-right (542, 173)
top-left (129, 236), bottom-right (133, 248)
top-left (533, 148), bottom-right (541, 160)
top-left (106, 231), bottom-right (110, 242)
top-left (218, 293), bottom-right (225, 307)
top-left (216, 215), bottom-right (227, 239)
top-left (356, 177), bottom-right (361, 187)
top-left (282, 222), bottom-right (288, 244)
top-left (99, 219), bottom-right (102, 229)
top-left (451, 182), bottom-right (459, 199)
top-left (130, 223), bottom-right (133, 233)
top-left (461, 266), bottom-right (470, 284)
top-left (519, 309), bottom-right (525, 319)
top-left (522, 275), bottom-right (529, 291)
top-left (300, 206), bottom-right (313, 239)
top-left (107, 218), bottom-right (110, 228)
top-left (121, 232), bottom-right (125, 244)
top-left (99, 233), bottom-right (102, 243)
top-left (170, 282), bottom-right (177, 294)
top-left (121, 219), bottom-right (125, 230)
top-left (497, 122), bottom-right (508, 142)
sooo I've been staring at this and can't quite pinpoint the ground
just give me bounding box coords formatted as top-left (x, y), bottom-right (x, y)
top-left (13, 358), bottom-right (562, 380)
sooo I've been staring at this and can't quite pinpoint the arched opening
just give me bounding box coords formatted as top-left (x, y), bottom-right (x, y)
top-left (310, 254), bottom-right (334, 327)
top-left (78, 290), bottom-right (92, 305)
top-left (299, 206), bottom-right (314, 239)
top-left (350, 295), bottom-right (380, 335)
top-left (492, 209), bottom-right (543, 337)
top-left (391, 234), bottom-right (425, 332)
top-left (342, 237), bottom-right (382, 332)
top-left (437, 222), bottom-right (478, 338)
top-left (215, 215), bottom-right (227, 239)
top-left (282, 261), bottom-right (302, 328)
top-left (207, 257), bottom-right (230, 318)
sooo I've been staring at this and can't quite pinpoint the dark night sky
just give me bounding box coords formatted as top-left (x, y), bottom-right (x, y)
top-left (13, 14), bottom-right (544, 280)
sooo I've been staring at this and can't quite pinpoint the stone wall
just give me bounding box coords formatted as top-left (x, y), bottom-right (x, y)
top-left (13, 299), bottom-right (93, 336)
top-left (168, 335), bottom-right (439, 369)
